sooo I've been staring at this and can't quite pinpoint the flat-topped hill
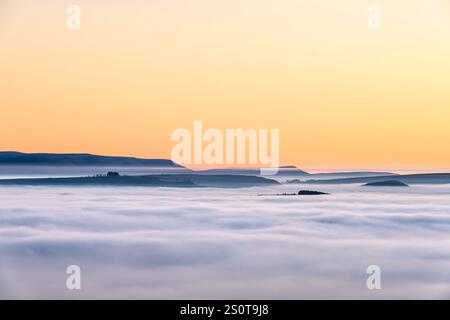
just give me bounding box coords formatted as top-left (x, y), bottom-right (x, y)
top-left (0, 152), bottom-right (181, 167)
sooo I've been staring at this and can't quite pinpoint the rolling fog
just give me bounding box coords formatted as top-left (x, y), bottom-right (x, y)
top-left (1, 183), bottom-right (450, 299)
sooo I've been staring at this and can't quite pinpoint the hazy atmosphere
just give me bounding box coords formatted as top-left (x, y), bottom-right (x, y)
top-left (1, 0), bottom-right (450, 170)
top-left (1, 0), bottom-right (449, 302)
top-left (1, 182), bottom-right (450, 299)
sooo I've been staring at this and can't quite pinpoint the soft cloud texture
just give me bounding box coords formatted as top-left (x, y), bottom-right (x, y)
top-left (1, 183), bottom-right (450, 299)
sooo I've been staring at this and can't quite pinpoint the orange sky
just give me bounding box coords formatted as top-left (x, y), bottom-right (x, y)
top-left (1, 0), bottom-right (450, 171)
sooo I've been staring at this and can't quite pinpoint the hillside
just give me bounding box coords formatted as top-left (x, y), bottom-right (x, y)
top-left (0, 152), bottom-right (182, 167)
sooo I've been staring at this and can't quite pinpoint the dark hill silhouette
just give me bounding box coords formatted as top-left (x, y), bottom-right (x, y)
top-left (297, 190), bottom-right (329, 195)
top-left (198, 166), bottom-right (309, 176)
top-left (258, 189), bottom-right (329, 196)
top-left (307, 171), bottom-right (397, 179)
top-left (0, 152), bottom-right (182, 167)
top-left (306, 173), bottom-right (450, 185)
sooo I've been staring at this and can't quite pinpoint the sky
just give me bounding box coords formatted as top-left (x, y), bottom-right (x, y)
top-left (1, 0), bottom-right (450, 171)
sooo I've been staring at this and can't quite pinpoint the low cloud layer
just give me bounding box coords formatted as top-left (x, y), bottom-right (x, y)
top-left (1, 184), bottom-right (450, 299)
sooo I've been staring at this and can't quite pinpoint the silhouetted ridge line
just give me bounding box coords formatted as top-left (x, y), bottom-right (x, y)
top-left (0, 151), bottom-right (183, 167)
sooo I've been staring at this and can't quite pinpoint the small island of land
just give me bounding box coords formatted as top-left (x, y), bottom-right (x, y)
top-left (258, 190), bottom-right (329, 196)
top-left (297, 190), bottom-right (329, 195)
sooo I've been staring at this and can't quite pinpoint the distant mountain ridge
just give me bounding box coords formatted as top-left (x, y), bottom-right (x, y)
top-left (0, 152), bottom-right (182, 167)
top-left (363, 180), bottom-right (409, 187)
top-left (197, 166), bottom-right (310, 176)
top-left (306, 173), bottom-right (450, 185)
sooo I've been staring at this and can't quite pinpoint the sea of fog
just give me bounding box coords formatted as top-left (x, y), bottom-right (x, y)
top-left (1, 181), bottom-right (450, 299)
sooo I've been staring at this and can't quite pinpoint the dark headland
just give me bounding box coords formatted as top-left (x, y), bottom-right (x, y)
top-left (297, 190), bottom-right (329, 195)
top-left (258, 190), bottom-right (329, 196)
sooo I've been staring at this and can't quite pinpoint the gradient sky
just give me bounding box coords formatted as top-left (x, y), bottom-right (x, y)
top-left (1, 0), bottom-right (450, 170)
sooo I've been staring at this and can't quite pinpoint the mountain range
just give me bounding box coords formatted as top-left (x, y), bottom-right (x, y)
top-left (305, 173), bottom-right (450, 185)
top-left (4, 152), bottom-right (448, 185)
top-left (0, 151), bottom-right (181, 167)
